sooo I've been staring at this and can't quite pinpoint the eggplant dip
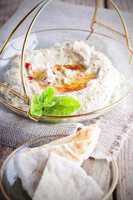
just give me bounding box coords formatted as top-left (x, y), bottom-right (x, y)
top-left (4, 41), bottom-right (124, 116)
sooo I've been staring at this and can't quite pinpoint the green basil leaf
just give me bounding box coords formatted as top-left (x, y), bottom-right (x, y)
top-left (30, 88), bottom-right (81, 117)
top-left (30, 95), bottom-right (43, 117)
top-left (53, 96), bottom-right (80, 108)
top-left (42, 96), bottom-right (80, 116)
top-left (39, 87), bottom-right (55, 107)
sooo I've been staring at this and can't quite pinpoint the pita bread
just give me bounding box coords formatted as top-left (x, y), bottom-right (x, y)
top-left (14, 148), bottom-right (49, 197)
top-left (14, 124), bottom-right (100, 197)
top-left (33, 153), bottom-right (103, 200)
top-left (45, 125), bottom-right (100, 163)
top-left (34, 124), bottom-right (100, 163)
top-left (44, 124), bottom-right (96, 146)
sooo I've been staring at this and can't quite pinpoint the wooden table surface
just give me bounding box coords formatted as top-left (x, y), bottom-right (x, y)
top-left (0, 1), bottom-right (133, 200)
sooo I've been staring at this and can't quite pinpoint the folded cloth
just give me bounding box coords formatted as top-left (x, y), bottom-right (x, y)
top-left (0, 0), bottom-right (133, 163)
top-left (0, 106), bottom-right (83, 147)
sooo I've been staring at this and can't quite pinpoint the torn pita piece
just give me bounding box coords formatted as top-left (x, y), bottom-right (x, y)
top-left (33, 153), bottom-right (103, 200)
top-left (14, 124), bottom-right (101, 198)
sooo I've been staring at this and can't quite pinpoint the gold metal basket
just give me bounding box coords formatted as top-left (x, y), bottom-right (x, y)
top-left (0, 0), bottom-right (133, 123)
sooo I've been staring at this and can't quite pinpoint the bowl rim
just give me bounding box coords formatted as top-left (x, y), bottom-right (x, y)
top-left (0, 135), bottom-right (119, 200)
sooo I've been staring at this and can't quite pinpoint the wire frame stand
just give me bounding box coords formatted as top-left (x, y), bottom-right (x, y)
top-left (0, 0), bottom-right (132, 122)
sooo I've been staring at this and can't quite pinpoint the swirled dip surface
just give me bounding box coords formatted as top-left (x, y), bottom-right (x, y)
top-left (5, 41), bottom-right (124, 114)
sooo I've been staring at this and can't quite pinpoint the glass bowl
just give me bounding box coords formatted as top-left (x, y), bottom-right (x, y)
top-left (0, 28), bottom-right (132, 123)
top-left (0, 135), bottom-right (118, 200)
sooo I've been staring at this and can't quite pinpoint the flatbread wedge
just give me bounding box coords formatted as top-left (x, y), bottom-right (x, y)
top-left (14, 124), bottom-right (100, 197)
top-left (33, 153), bottom-right (103, 200)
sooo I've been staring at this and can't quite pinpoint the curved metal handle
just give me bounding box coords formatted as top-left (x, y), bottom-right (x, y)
top-left (20, 0), bottom-right (52, 100)
top-left (0, 0), bottom-right (50, 102)
top-left (90, 0), bottom-right (133, 63)
top-left (1, 0), bottom-right (132, 99)
top-left (0, 0), bottom-right (52, 121)
top-left (0, 0), bottom-right (45, 55)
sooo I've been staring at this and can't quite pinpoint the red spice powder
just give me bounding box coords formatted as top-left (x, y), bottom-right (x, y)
top-left (28, 76), bottom-right (33, 80)
top-left (25, 62), bottom-right (31, 69)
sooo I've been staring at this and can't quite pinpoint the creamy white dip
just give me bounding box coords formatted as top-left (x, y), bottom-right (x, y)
top-left (5, 41), bottom-right (124, 114)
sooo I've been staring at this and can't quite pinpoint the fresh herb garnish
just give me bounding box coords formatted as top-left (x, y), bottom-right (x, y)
top-left (30, 87), bottom-right (80, 117)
